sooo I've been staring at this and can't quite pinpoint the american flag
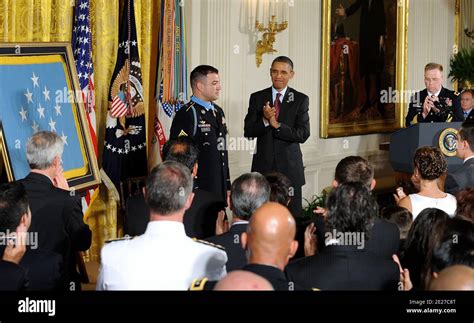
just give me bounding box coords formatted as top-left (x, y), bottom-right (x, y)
top-left (110, 91), bottom-right (128, 117)
top-left (72, 0), bottom-right (99, 219)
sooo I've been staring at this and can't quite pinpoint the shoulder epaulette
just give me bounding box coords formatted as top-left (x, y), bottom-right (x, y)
top-left (105, 235), bottom-right (135, 244)
top-left (189, 278), bottom-right (208, 291)
top-left (185, 101), bottom-right (195, 112)
top-left (192, 238), bottom-right (225, 251)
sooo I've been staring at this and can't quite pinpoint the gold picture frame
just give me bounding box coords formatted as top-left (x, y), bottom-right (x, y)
top-left (320, 0), bottom-right (408, 138)
top-left (0, 43), bottom-right (100, 192)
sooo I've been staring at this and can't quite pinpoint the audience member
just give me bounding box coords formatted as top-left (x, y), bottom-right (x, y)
top-left (312, 156), bottom-right (399, 258)
top-left (0, 231), bottom-right (28, 290)
top-left (0, 182), bottom-right (64, 290)
top-left (286, 183), bottom-right (399, 290)
top-left (96, 161), bottom-right (227, 290)
top-left (428, 265), bottom-right (474, 291)
top-left (266, 172), bottom-right (292, 206)
top-left (126, 136), bottom-right (225, 238)
top-left (206, 172), bottom-right (270, 272)
top-left (213, 270), bottom-right (274, 291)
top-left (427, 217), bottom-right (474, 288)
top-left (19, 131), bottom-right (91, 290)
top-left (380, 206), bottom-right (413, 240)
top-left (455, 188), bottom-right (474, 221)
top-left (241, 202), bottom-right (299, 290)
top-left (401, 208), bottom-right (450, 289)
top-left (398, 146), bottom-right (456, 219)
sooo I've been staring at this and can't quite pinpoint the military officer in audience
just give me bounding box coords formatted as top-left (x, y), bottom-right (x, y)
top-left (96, 161), bottom-right (227, 290)
top-left (170, 65), bottom-right (230, 204)
top-left (406, 63), bottom-right (463, 126)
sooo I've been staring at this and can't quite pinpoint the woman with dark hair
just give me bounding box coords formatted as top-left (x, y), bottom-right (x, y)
top-left (398, 146), bottom-right (457, 219)
top-left (401, 208), bottom-right (450, 289)
top-left (455, 188), bottom-right (474, 222)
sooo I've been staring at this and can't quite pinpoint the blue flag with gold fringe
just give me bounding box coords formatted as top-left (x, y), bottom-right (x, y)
top-left (102, 0), bottom-right (147, 188)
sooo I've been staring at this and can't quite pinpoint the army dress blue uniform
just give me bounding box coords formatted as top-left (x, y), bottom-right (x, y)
top-left (405, 87), bottom-right (463, 127)
top-left (170, 96), bottom-right (231, 203)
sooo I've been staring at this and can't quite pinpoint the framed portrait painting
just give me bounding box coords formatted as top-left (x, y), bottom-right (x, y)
top-left (0, 43), bottom-right (100, 191)
top-left (320, 0), bottom-right (408, 138)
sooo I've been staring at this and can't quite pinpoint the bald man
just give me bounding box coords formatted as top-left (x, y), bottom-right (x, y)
top-left (429, 265), bottom-right (474, 291)
top-left (213, 270), bottom-right (274, 291)
top-left (240, 202), bottom-right (299, 291)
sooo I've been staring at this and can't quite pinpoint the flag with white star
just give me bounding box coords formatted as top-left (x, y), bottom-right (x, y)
top-left (72, 0), bottom-right (99, 217)
top-left (102, 0), bottom-right (147, 188)
top-left (0, 56), bottom-right (85, 180)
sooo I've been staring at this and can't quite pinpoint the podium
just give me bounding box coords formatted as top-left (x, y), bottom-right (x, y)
top-left (389, 122), bottom-right (463, 174)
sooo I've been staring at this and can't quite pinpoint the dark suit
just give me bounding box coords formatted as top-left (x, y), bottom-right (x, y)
top-left (205, 222), bottom-right (247, 272)
top-left (126, 189), bottom-right (225, 239)
top-left (19, 173), bottom-right (92, 288)
top-left (464, 109), bottom-right (474, 122)
top-left (405, 87), bottom-right (463, 126)
top-left (286, 245), bottom-right (399, 290)
top-left (244, 87), bottom-right (310, 218)
top-left (0, 259), bottom-right (28, 291)
top-left (243, 263), bottom-right (296, 291)
top-left (313, 218), bottom-right (400, 259)
top-left (1, 246), bottom-right (65, 290)
top-left (444, 158), bottom-right (474, 195)
top-left (170, 101), bottom-right (230, 203)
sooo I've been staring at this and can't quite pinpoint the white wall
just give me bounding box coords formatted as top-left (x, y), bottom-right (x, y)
top-left (185, 0), bottom-right (457, 201)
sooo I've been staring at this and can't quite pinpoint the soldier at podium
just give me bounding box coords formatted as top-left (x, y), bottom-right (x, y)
top-left (405, 63), bottom-right (464, 127)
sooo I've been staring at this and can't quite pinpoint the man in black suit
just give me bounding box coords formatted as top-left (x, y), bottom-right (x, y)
top-left (405, 63), bottom-right (463, 126)
top-left (445, 122), bottom-right (474, 195)
top-left (311, 156), bottom-right (399, 259)
top-left (170, 65), bottom-right (230, 204)
top-left (286, 183), bottom-right (400, 290)
top-left (241, 202), bottom-right (300, 290)
top-left (126, 136), bottom-right (225, 239)
top-left (205, 172), bottom-right (270, 271)
top-left (460, 89), bottom-right (474, 121)
top-left (244, 56), bottom-right (310, 219)
top-left (0, 182), bottom-right (64, 290)
top-left (19, 131), bottom-right (91, 290)
top-left (336, 0), bottom-right (386, 116)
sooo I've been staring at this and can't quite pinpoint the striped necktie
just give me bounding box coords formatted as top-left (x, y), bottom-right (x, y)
top-left (274, 92), bottom-right (282, 120)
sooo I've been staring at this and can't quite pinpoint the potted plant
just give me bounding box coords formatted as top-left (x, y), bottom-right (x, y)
top-left (448, 48), bottom-right (474, 90)
top-left (301, 189), bottom-right (329, 221)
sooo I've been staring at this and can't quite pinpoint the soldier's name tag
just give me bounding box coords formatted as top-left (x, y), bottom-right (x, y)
top-left (198, 123), bottom-right (211, 132)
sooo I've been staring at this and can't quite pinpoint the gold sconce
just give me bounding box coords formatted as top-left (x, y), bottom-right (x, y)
top-left (255, 15), bottom-right (288, 67)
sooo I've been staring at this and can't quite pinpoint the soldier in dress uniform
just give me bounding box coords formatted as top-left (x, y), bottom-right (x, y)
top-left (96, 161), bottom-right (227, 290)
top-left (170, 65), bottom-right (230, 204)
top-left (406, 63), bottom-right (463, 127)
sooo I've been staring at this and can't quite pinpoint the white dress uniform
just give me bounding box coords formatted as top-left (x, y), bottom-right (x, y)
top-left (96, 221), bottom-right (227, 290)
